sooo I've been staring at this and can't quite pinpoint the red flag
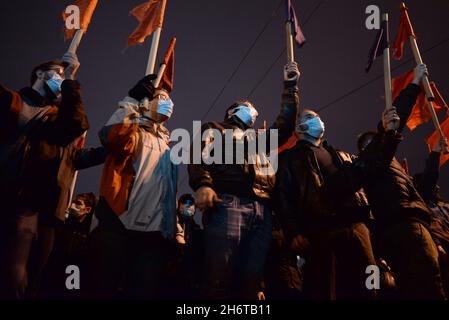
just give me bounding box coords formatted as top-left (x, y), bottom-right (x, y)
top-left (63, 0), bottom-right (98, 40)
top-left (275, 134), bottom-right (298, 155)
top-left (158, 37), bottom-right (176, 92)
top-left (127, 0), bottom-right (166, 47)
top-left (426, 116), bottom-right (449, 167)
top-left (392, 4), bottom-right (416, 60)
top-left (392, 70), bottom-right (448, 131)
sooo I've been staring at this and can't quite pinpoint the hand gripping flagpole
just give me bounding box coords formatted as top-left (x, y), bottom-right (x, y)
top-left (400, 2), bottom-right (448, 153)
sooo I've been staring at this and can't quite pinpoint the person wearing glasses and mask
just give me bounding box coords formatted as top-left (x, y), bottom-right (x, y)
top-left (85, 74), bottom-right (178, 299)
top-left (188, 62), bottom-right (300, 300)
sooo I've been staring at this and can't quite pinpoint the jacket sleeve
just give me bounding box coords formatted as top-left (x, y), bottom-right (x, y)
top-left (43, 80), bottom-right (90, 146)
top-left (274, 154), bottom-right (301, 242)
top-left (188, 122), bottom-right (215, 191)
top-left (73, 146), bottom-right (109, 170)
top-left (417, 151), bottom-right (440, 203)
top-left (268, 80), bottom-right (300, 150)
top-left (0, 85), bottom-right (22, 141)
top-left (393, 83), bottom-right (421, 133)
top-left (357, 131), bottom-right (403, 179)
top-left (98, 102), bottom-right (140, 159)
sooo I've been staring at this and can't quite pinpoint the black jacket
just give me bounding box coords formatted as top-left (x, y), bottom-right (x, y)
top-left (0, 81), bottom-right (105, 221)
top-left (274, 140), bottom-right (371, 241)
top-left (351, 83), bottom-right (431, 232)
top-left (188, 80), bottom-right (299, 201)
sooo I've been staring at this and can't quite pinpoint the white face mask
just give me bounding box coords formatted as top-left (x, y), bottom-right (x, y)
top-left (46, 73), bottom-right (64, 97)
top-left (228, 104), bottom-right (259, 127)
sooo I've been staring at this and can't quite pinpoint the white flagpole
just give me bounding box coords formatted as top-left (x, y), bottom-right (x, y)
top-left (145, 0), bottom-right (167, 76)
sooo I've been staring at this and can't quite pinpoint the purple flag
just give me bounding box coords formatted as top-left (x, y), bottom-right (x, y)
top-left (365, 19), bottom-right (389, 73)
top-left (287, 0), bottom-right (306, 47)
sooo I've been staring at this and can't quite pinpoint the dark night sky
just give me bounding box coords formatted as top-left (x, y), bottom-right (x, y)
top-left (1, 0), bottom-right (448, 199)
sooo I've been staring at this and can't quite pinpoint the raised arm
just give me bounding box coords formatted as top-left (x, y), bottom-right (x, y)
top-left (394, 64), bottom-right (427, 133)
top-left (268, 62), bottom-right (300, 150)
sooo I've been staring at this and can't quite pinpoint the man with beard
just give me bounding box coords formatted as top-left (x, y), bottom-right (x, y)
top-left (0, 52), bottom-right (104, 299)
top-left (188, 62), bottom-right (300, 299)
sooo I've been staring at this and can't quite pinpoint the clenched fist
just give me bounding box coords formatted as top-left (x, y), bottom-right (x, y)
top-left (382, 107), bottom-right (400, 132)
top-left (194, 186), bottom-right (222, 211)
top-left (284, 61), bottom-right (300, 82)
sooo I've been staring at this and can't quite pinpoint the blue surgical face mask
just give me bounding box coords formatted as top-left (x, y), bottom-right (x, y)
top-left (157, 96), bottom-right (174, 118)
top-left (229, 105), bottom-right (258, 127)
top-left (46, 73), bottom-right (64, 97)
top-left (297, 116), bottom-right (325, 139)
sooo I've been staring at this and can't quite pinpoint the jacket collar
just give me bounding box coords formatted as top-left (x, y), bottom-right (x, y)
top-left (224, 117), bottom-right (247, 130)
top-left (19, 87), bottom-right (46, 107)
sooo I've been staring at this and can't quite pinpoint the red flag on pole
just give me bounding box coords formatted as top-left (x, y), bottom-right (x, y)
top-left (63, 0), bottom-right (98, 40)
top-left (158, 38), bottom-right (176, 92)
top-left (392, 4), bottom-right (416, 60)
top-left (426, 116), bottom-right (449, 167)
top-left (392, 70), bottom-right (448, 131)
top-left (127, 0), bottom-right (166, 47)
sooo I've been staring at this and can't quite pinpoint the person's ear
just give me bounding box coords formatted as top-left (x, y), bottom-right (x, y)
top-left (85, 206), bottom-right (92, 214)
top-left (36, 70), bottom-right (44, 81)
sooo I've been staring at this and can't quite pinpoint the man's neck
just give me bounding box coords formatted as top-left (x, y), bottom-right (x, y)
top-left (298, 133), bottom-right (321, 147)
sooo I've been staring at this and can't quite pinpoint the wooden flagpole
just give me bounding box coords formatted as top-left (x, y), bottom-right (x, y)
top-left (68, 30), bottom-right (84, 54)
top-left (286, 22), bottom-right (295, 63)
top-left (400, 2), bottom-right (448, 153)
top-left (65, 3), bottom-right (99, 207)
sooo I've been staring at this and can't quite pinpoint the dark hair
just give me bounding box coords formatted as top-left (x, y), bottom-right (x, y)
top-left (357, 131), bottom-right (377, 152)
top-left (74, 193), bottom-right (98, 209)
top-left (224, 99), bottom-right (256, 120)
top-left (30, 60), bottom-right (67, 85)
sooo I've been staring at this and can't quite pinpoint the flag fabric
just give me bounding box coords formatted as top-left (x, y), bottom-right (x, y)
top-left (63, 0), bottom-right (98, 40)
top-left (426, 116), bottom-right (449, 167)
top-left (392, 4), bottom-right (416, 60)
top-left (365, 19), bottom-right (389, 73)
top-left (127, 0), bottom-right (166, 47)
top-left (286, 0), bottom-right (306, 47)
top-left (158, 37), bottom-right (176, 92)
top-left (275, 134), bottom-right (298, 155)
top-left (392, 70), bottom-right (448, 131)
